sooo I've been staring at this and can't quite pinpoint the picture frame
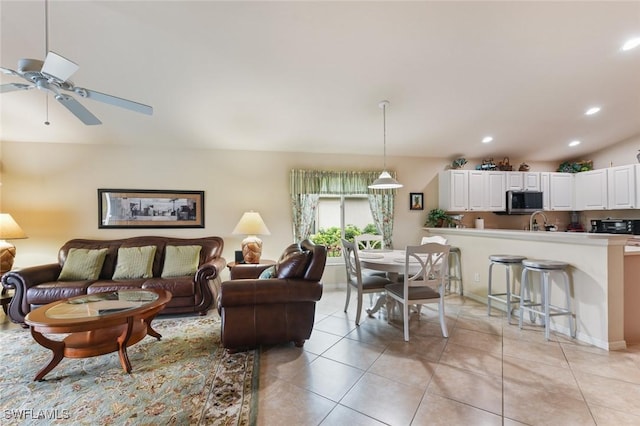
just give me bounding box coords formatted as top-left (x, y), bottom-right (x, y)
top-left (98, 189), bottom-right (204, 229)
top-left (410, 192), bottom-right (424, 210)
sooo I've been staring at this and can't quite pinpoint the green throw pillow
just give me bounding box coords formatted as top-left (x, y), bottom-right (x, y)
top-left (58, 248), bottom-right (109, 281)
top-left (112, 246), bottom-right (157, 280)
top-left (161, 245), bottom-right (202, 278)
top-left (258, 266), bottom-right (276, 279)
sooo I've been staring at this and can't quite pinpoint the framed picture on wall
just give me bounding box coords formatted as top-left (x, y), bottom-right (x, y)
top-left (410, 192), bottom-right (424, 211)
top-left (98, 189), bottom-right (204, 228)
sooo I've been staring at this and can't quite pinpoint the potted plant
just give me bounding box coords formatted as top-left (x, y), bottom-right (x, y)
top-left (425, 208), bottom-right (452, 228)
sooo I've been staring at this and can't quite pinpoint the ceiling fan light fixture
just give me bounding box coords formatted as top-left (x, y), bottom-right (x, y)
top-left (369, 100), bottom-right (403, 190)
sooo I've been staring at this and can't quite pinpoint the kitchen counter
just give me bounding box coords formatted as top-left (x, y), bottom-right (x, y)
top-left (424, 227), bottom-right (628, 350)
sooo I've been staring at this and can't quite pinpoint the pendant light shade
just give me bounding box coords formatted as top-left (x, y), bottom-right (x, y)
top-left (369, 100), bottom-right (402, 189)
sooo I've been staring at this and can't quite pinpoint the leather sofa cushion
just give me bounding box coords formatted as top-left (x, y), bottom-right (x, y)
top-left (143, 277), bottom-right (195, 297)
top-left (275, 246), bottom-right (311, 279)
top-left (27, 281), bottom-right (93, 305)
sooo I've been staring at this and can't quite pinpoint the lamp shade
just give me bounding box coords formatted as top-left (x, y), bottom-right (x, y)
top-left (369, 171), bottom-right (403, 189)
top-left (0, 213), bottom-right (27, 240)
top-left (232, 211), bottom-right (271, 236)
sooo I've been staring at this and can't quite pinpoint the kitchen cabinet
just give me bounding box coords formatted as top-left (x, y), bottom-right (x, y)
top-left (541, 172), bottom-right (574, 211)
top-left (439, 170), bottom-right (504, 212)
top-left (574, 165), bottom-right (636, 210)
top-left (439, 170), bottom-right (468, 211)
top-left (608, 165), bottom-right (636, 209)
top-left (575, 169), bottom-right (608, 210)
top-left (506, 172), bottom-right (540, 191)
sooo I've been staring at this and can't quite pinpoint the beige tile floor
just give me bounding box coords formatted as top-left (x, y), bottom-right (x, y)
top-left (3, 286), bottom-right (640, 425)
top-left (256, 284), bottom-right (640, 425)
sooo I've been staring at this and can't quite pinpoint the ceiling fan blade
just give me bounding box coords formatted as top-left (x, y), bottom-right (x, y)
top-left (41, 51), bottom-right (79, 82)
top-left (55, 94), bottom-right (102, 125)
top-left (76, 88), bottom-right (153, 115)
top-left (0, 83), bottom-right (33, 93)
top-left (0, 66), bottom-right (18, 76)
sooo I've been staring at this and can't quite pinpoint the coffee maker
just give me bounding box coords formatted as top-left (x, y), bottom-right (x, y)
top-left (567, 211), bottom-right (584, 232)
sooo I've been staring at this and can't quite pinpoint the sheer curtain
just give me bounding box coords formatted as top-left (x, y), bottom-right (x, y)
top-left (289, 169), bottom-right (398, 245)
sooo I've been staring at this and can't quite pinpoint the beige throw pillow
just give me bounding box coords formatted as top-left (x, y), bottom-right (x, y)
top-left (58, 248), bottom-right (108, 281)
top-left (112, 246), bottom-right (157, 280)
top-left (161, 245), bottom-right (202, 278)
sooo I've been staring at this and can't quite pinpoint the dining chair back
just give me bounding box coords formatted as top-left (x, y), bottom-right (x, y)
top-left (355, 234), bottom-right (384, 250)
top-left (420, 236), bottom-right (447, 245)
top-left (341, 239), bottom-right (392, 325)
top-left (385, 242), bottom-right (450, 341)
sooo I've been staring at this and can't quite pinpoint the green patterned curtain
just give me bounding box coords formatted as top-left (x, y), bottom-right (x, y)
top-left (289, 170), bottom-right (397, 244)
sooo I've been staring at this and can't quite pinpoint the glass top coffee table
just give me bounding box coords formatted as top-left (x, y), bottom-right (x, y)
top-left (24, 289), bottom-right (172, 381)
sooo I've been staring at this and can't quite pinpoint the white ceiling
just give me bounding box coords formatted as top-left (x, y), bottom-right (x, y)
top-left (1, 1), bottom-right (639, 162)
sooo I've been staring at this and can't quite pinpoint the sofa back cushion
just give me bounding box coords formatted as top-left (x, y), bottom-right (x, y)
top-left (58, 248), bottom-right (109, 281)
top-left (275, 243), bottom-right (311, 279)
top-left (112, 245), bottom-right (157, 279)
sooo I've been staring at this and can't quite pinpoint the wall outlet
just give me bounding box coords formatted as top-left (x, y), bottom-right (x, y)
top-left (474, 272), bottom-right (480, 282)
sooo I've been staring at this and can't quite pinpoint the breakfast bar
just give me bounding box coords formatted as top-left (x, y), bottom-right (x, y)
top-left (424, 227), bottom-right (630, 350)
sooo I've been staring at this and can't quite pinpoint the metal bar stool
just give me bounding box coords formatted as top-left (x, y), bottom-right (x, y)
top-left (487, 255), bottom-right (526, 322)
top-left (518, 259), bottom-right (574, 340)
top-left (447, 247), bottom-right (463, 295)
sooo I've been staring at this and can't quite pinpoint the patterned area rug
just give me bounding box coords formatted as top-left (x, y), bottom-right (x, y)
top-left (0, 315), bottom-right (258, 425)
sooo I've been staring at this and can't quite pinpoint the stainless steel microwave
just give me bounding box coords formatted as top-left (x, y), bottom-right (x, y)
top-left (506, 190), bottom-right (544, 214)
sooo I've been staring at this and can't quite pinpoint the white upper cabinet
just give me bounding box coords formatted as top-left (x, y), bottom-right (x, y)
top-left (575, 169), bottom-right (608, 210)
top-left (506, 172), bottom-right (540, 191)
top-left (439, 170), bottom-right (505, 212)
top-left (439, 170), bottom-right (468, 211)
top-left (608, 165), bottom-right (636, 209)
top-left (541, 172), bottom-right (574, 211)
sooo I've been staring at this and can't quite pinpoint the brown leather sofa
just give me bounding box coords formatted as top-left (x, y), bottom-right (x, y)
top-left (2, 236), bottom-right (226, 325)
top-left (217, 239), bottom-right (326, 352)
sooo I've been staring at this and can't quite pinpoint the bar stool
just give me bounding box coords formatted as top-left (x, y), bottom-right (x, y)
top-left (518, 259), bottom-right (574, 340)
top-left (487, 254), bottom-right (526, 322)
top-left (447, 247), bottom-right (463, 295)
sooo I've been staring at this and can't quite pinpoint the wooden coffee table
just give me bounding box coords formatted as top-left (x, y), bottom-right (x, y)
top-left (24, 289), bottom-right (172, 381)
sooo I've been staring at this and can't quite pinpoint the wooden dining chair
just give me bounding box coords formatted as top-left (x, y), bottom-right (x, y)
top-left (341, 239), bottom-right (392, 326)
top-left (385, 242), bottom-right (450, 341)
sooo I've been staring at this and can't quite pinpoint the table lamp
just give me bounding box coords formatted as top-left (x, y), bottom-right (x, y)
top-left (0, 213), bottom-right (27, 274)
top-left (232, 211), bottom-right (270, 264)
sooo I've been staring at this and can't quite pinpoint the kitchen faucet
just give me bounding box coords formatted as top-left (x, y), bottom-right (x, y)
top-left (529, 210), bottom-right (548, 231)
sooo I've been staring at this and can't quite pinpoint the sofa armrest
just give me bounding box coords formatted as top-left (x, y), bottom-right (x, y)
top-left (1, 263), bottom-right (62, 325)
top-left (219, 279), bottom-right (322, 308)
top-left (193, 257), bottom-right (226, 312)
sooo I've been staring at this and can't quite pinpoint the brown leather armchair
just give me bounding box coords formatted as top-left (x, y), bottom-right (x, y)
top-left (217, 240), bottom-right (326, 352)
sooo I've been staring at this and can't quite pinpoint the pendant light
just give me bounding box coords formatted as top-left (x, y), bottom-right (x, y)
top-left (369, 100), bottom-right (403, 189)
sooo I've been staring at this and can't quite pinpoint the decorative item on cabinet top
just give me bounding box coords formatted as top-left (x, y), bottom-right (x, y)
top-left (557, 160), bottom-right (593, 173)
top-left (636, 150), bottom-right (640, 163)
top-left (476, 158), bottom-right (497, 171)
top-left (497, 157), bottom-right (513, 171)
top-left (451, 157), bottom-right (467, 169)
top-left (518, 162), bottom-right (530, 171)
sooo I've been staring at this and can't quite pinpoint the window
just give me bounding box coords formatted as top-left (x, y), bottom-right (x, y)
top-left (311, 195), bottom-right (378, 257)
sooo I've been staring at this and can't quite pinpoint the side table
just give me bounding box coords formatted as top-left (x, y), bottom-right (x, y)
top-left (227, 260), bottom-right (276, 280)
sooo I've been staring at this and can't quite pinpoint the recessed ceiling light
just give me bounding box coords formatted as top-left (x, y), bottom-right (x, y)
top-left (585, 107), bottom-right (601, 115)
top-left (569, 140), bottom-right (581, 147)
top-left (482, 136), bottom-right (493, 143)
top-left (621, 37), bottom-right (640, 51)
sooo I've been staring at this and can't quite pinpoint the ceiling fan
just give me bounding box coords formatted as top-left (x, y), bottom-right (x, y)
top-left (0, 51), bottom-right (153, 125)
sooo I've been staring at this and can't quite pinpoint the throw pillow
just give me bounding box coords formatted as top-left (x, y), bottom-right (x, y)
top-left (161, 245), bottom-right (202, 278)
top-left (58, 248), bottom-right (109, 281)
top-left (275, 250), bottom-right (310, 279)
top-left (112, 246), bottom-right (157, 280)
top-left (258, 266), bottom-right (276, 279)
